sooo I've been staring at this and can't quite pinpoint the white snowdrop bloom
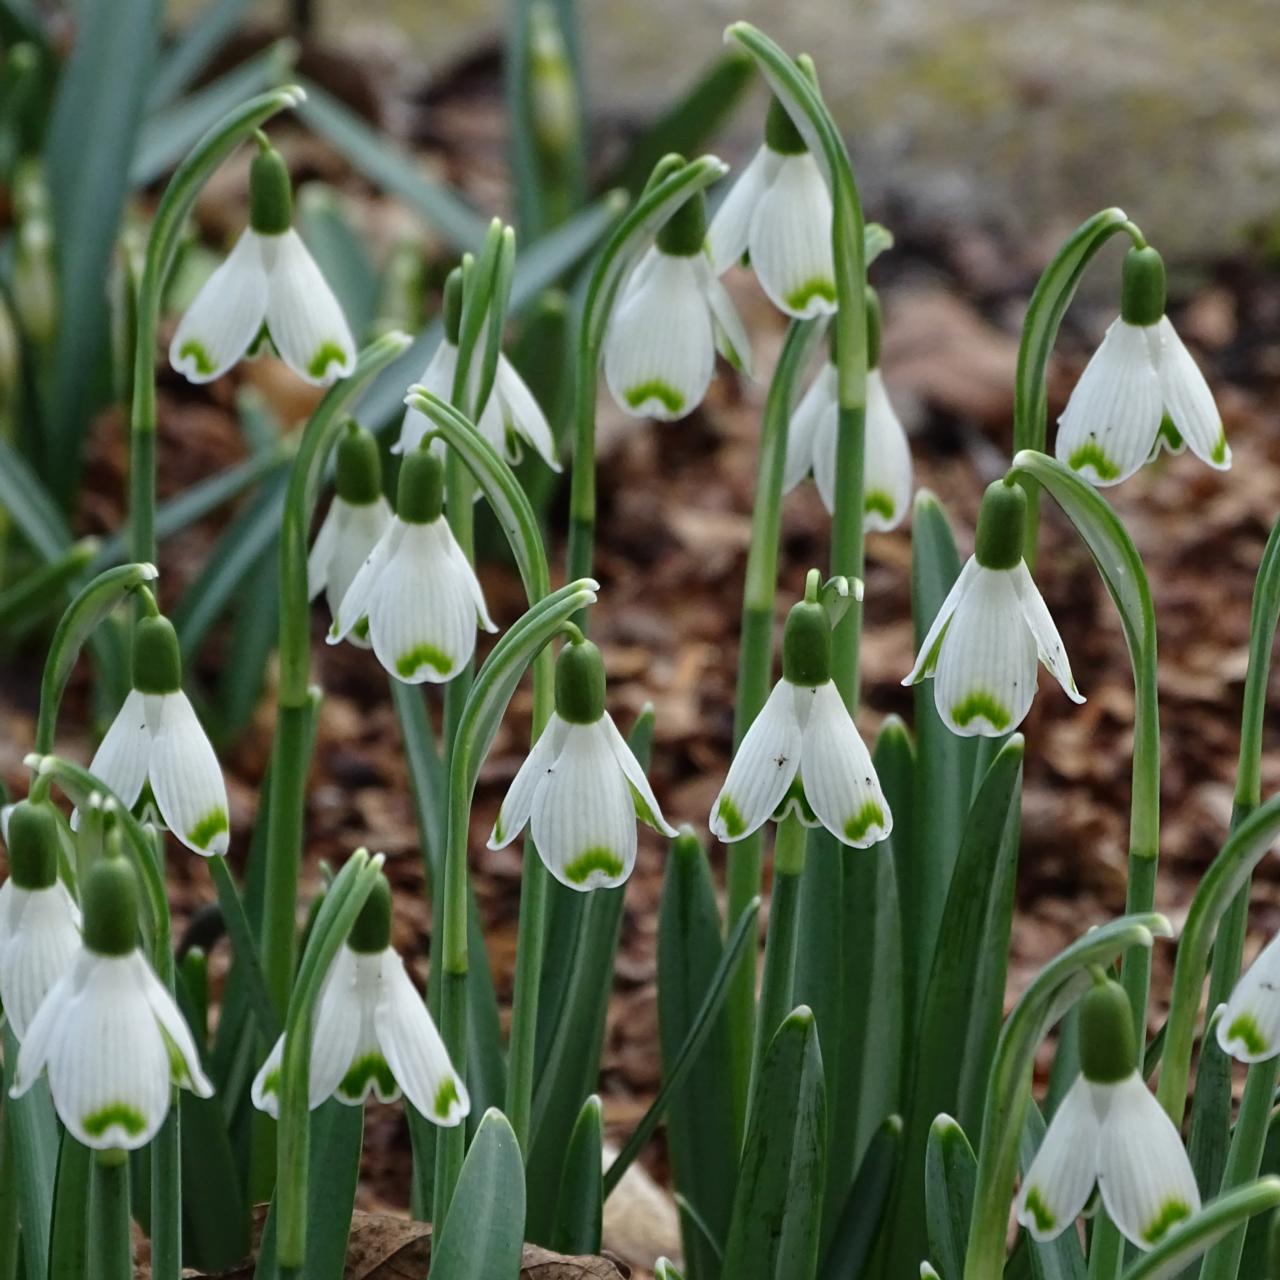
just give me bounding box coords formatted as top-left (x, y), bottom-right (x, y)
top-left (0, 802), bottom-right (81, 1041)
top-left (1056, 245), bottom-right (1228, 487)
top-left (84, 615), bottom-right (230, 855)
top-left (1217, 929), bottom-right (1280, 1062)
top-left (604, 190), bottom-right (752, 422)
top-left (488, 638), bottom-right (677, 890)
top-left (1017, 979), bottom-right (1199, 1250)
top-left (327, 448), bottom-right (496, 683)
top-left (308, 423), bottom-right (392, 648)
top-left (170, 141), bottom-right (355, 387)
top-left (707, 98), bottom-right (836, 320)
top-left (903, 481), bottom-right (1083, 737)
top-left (252, 875), bottom-right (468, 1126)
top-left (10, 857), bottom-right (212, 1151)
top-left (710, 589), bottom-right (891, 848)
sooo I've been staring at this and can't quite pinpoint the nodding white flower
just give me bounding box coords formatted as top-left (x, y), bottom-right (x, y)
top-left (327, 448), bottom-right (496, 682)
top-left (252, 875), bottom-right (468, 1126)
top-left (83, 614), bottom-right (230, 855)
top-left (11, 857), bottom-right (212, 1151)
top-left (170, 141), bottom-right (355, 387)
top-left (604, 189), bottom-right (752, 422)
top-left (707, 97), bottom-right (836, 320)
top-left (0, 802), bottom-right (81, 1041)
top-left (1017, 979), bottom-right (1199, 1250)
top-left (488, 638), bottom-right (677, 890)
top-left (309, 423), bottom-right (392, 648)
top-left (710, 589), bottom-right (891, 848)
top-left (1217, 929), bottom-right (1280, 1062)
top-left (1056, 245), bottom-right (1228, 487)
top-left (903, 480), bottom-right (1083, 737)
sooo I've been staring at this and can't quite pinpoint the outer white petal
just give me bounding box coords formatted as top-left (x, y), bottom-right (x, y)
top-left (600, 713), bottom-right (678, 837)
top-left (488, 715), bottom-right (569, 849)
top-left (306, 946), bottom-right (366, 1108)
top-left (262, 229), bottom-right (356, 386)
top-left (709, 679), bottom-right (803, 843)
top-left (530, 720), bottom-right (637, 891)
top-left (603, 252), bottom-right (715, 421)
top-left (798, 682), bottom-right (891, 848)
top-left (169, 230), bottom-right (269, 383)
top-left (11, 963), bottom-right (75, 1096)
top-left (493, 355), bottom-right (560, 470)
top-left (903, 558), bottom-right (980, 685)
top-left (1217, 929), bottom-right (1280, 1062)
top-left (748, 153), bottom-right (837, 319)
top-left (250, 1035), bottom-right (286, 1117)
top-left (1011, 561), bottom-right (1085, 705)
top-left (699, 257), bottom-right (755, 379)
top-left (133, 952), bottom-right (213, 1097)
top-left (1153, 317), bottom-right (1229, 471)
top-left (785, 361), bottom-right (837, 497)
top-left (442, 522), bottom-right (498, 633)
top-left (933, 566), bottom-right (1038, 737)
top-left (1015, 1076), bottom-right (1101, 1242)
top-left (1055, 319), bottom-right (1163, 487)
top-left (1095, 1073), bottom-right (1200, 1250)
top-left (707, 146), bottom-right (776, 274)
top-left (334, 951), bottom-right (400, 1105)
top-left (307, 501), bottom-right (342, 601)
top-left (862, 370), bottom-right (913, 532)
top-left (85, 689), bottom-right (152, 815)
top-left (0, 884), bottom-right (82, 1041)
top-left (321, 498), bottom-right (393, 647)
top-left (397, 342), bottom-right (458, 454)
top-left (145, 691), bottom-right (230, 856)
top-left (375, 951), bottom-right (469, 1126)
top-left (328, 520), bottom-right (403, 644)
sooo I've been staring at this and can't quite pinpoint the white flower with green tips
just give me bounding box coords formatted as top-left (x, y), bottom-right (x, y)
top-left (710, 586), bottom-right (891, 849)
top-left (1216, 930), bottom-right (1280, 1062)
top-left (251, 873), bottom-right (468, 1126)
top-left (1017, 979), bottom-right (1199, 1250)
top-left (904, 480), bottom-right (1083, 737)
top-left (1056, 245), bottom-right (1228, 487)
top-left (170, 139), bottom-right (355, 387)
top-left (707, 97), bottom-right (836, 320)
top-left (327, 447), bottom-right (496, 682)
top-left (488, 637), bottom-right (677, 890)
top-left (10, 857), bottom-right (212, 1151)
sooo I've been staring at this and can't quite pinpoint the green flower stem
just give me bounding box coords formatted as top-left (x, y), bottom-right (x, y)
top-left (93, 1156), bottom-right (132, 1280)
top-left (128, 87), bottom-right (302, 566)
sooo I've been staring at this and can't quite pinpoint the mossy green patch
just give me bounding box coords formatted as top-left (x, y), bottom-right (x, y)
top-left (624, 380), bottom-right (684, 414)
top-left (338, 1053), bottom-right (396, 1101)
top-left (1226, 1011), bottom-right (1268, 1057)
top-left (1142, 1198), bottom-right (1192, 1245)
top-left (307, 340), bottom-right (349, 381)
top-left (951, 691), bottom-right (1012, 731)
top-left (784, 277), bottom-right (837, 312)
top-left (396, 643), bottom-right (452, 678)
top-left (864, 490), bottom-right (896, 521)
top-left (716, 794), bottom-right (747, 838)
top-left (562, 846), bottom-right (625, 886)
top-left (188, 807), bottom-right (229, 850)
top-left (178, 339), bottom-right (215, 376)
top-left (1067, 441), bottom-right (1121, 482)
top-left (1023, 1185), bottom-right (1055, 1233)
top-left (434, 1076), bottom-right (461, 1120)
top-left (843, 801), bottom-right (886, 843)
top-left (82, 1102), bottom-right (147, 1139)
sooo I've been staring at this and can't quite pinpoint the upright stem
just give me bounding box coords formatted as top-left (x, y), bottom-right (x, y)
top-left (95, 1156), bottom-right (132, 1280)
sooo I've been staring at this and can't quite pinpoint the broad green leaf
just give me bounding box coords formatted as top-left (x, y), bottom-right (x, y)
top-left (1186, 1006), bottom-right (1233, 1201)
top-left (925, 1113), bottom-right (977, 1280)
top-left (3, 1026), bottom-right (57, 1280)
top-left (0, 436), bottom-right (72, 560)
top-left (550, 1095), bottom-right (603, 1256)
top-left (47, 1135), bottom-right (92, 1280)
top-left (821, 1115), bottom-right (901, 1279)
top-left (1017, 1103), bottom-right (1085, 1280)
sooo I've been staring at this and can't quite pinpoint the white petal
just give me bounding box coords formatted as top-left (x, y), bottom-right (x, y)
top-left (169, 230), bottom-right (269, 383)
top-left (307, 946), bottom-right (366, 1108)
top-left (603, 252), bottom-right (715, 421)
top-left (1095, 1073), bottom-right (1200, 1250)
top-left (493, 356), bottom-right (560, 470)
top-left (903, 558), bottom-right (980, 685)
top-left (530, 721), bottom-right (637, 891)
top-left (134, 952), bottom-right (213, 1097)
top-left (601, 713), bottom-right (677, 837)
top-left (328, 520), bottom-right (403, 644)
top-left (397, 342), bottom-right (458, 455)
top-left (798, 682), bottom-right (891, 848)
top-left (1218, 929), bottom-right (1280, 1062)
top-left (322, 498), bottom-right (393, 647)
top-left (699, 258), bottom-right (755, 379)
top-left (933, 566), bottom-right (1038, 737)
top-left (11, 963), bottom-right (75, 1097)
top-left (307, 501), bottom-right (341, 601)
top-left (1154, 317), bottom-right (1229, 471)
top-left (145, 692), bottom-right (230, 856)
top-left (0, 884), bottom-right (81, 1041)
top-left (863, 370), bottom-right (913, 533)
top-left (334, 951), bottom-right (399, 1105)
top-left (748, 153), bottom-right (837, 319)
top-left (442, 522), bottom-right (498, 634)
top-left (262, 229), bottom-right (356, 386)
top-left (1011, 561), bottom-right (1085, 705)
top-left (785, 361), bottom-right (837, 498)
top-left (85, 689), bottom-right (151, 815)
top-left (1015, 1076), bottom-right (1100, 1242)
top-left (709, 679), bottom-right (803, 843)
top-left (1055, 319), bottom-right (1163, 487)
top-left (488, 715), bottom-right (569, 849)
top-left (707, 146), bottom-right (776, 274)
top-left (250, 1035), bottom-right (286, 1118)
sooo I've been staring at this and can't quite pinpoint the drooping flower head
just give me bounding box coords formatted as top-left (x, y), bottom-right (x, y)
top-left (903, 479), bottom-right (1083, 737)
top-left (328, 445), bottom-right (496, 681)
top-left (11, 854), bottom-right (212, 1150)
top-left (710, 574), bottom-right (891, 849)
top-left (707, 95), bottom-right (836, 320)
top-left (0, 800), bottom-right (81, 1041)
top-left (252, 870), bottom-right (468, 1126)
top-left (604, 179), bottom-right (751, 422)
top-left (488, 634), bottom-right (677, 890)
top-left (309, 421), bottom-right (392, 647)
top-left (170, 134), bottom-right (356, 387)
top-left (1056, 245), bottom-right (1228, 487)
top-left (784, 288), bottom-right (913, 530)
top-left (1017, 977), bottom-right (1199, 1250)
top-left (1217, 928), bottom-right (1280, 1063)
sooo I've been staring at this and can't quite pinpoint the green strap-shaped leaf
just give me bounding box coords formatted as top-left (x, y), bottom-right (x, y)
top-left (821, 1116), bottom-right (901, 1279)
top-left (0, 437), bottom-right (73, 561)
top-left (3, 1026), bottom-right (57, 1280)
top-left (550, 1095), bottom-right (603, 1256)
top-left (925, 1113), bottom-right (977, 1280)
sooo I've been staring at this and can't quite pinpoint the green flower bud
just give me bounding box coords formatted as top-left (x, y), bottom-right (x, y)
top-left (81, 856), bottom-right (139, 957)
top-left (347, 872), bottom-right (392, 954)
top-left (1120, 246), bottom-right (1166, 329)
top-left (442, 267), bottom-right (464, 346)
top-left (973, 480), bottom-right (1026, 572)
top-left (782, 600), bottom-right (831, 687)
top-left (6, 800), bottom-right (58, 890)
top-left (397, 448), bottom-right (445, 524)
top-left (335, 421), bottom-right (383, 505)
top-left (132, 614), bottom-right (182, 695)
top-left (764, 95), bottom-right (807, 156)
top-left (555, 638), bottom-right (606, 724)
top-left (1079, 978), bottom-right (1136, 1084)
top-left (656, 191), bottom-right (707, 258)
top-left (249, 143), bottom-right (293, 237)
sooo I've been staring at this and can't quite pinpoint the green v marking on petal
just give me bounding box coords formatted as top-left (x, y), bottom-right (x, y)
top-left (843, 801), bottom-right (886, 843)
top-left (177, 339), bottom-right (215, 376)
top-left (1067, 441), bottom-right (1122, 482)
top-left (562, 846), bottom-right (625, 886)
top-left (1141, 1198), bottom-right (1192, 1245)
top-left (951, 691), bottom-right (1012, 731)
top-left (624, 380), bottom-right (684, 414)
top-left (864, 490), bottom-right (896, 522)
top-left (338, 1052), bottom-right (397, 1101)
top-left (1226, 1012), bottom-right (1268, 1056)
top-left (434, 1076), bottom-right (461, 1120)
top-left (716, 795), bottom-right (747, 838)
top-left (1023, 1185), bottom-right (1055, 1233)
top-left (188, 807), bottom-right (229, 850)
top-left (1210, 426), bottom-right (1229, 466)
top-left (629, 781), bottom-right (660, 830)
top-left (784, 277), bottom-right (837, 312)
top-left (396, 643), bottom-right (453, 678)
top-left (259, 1067), bottom-right (281, 1098)
top-left (81, 1102), bottom-right (148, 1139)
top-left (307, 340), bottom-right (350, 381)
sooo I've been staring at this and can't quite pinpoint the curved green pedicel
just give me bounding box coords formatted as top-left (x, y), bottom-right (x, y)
top-left (338, 1053), bottom-right (397, 1101)
top-left (396, 644), bottom-right (453, 679)
top-left (950, 692), bottom-right (1012, 732)
top-left (624, 380), bottom-right (684, 415)
top-left (1067, 441), bottom-right (1121, 483)
top-left (562, 846), bottom-right (625, 886)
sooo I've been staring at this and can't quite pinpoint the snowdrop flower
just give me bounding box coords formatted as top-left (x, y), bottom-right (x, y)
top-left (308, 422), bottom-right (392, 647)
top-left (396, 268), bottom-right (559, 474)
top-left (11, 856), bottom-right (212, 1151)
top-left (1017, 978), bottom-right (1199, 1249)
top-left (252, 871), bottom-right (468, 1126)
top-left (170, 137), bottom-right (355, 387)
top-left (0, 801), bottom-right (80, 1041)
top-left (604, 186), bottom-right (752, 422)
top-left (710, 580), bottom-right (891, 848)
top-left (84, 612), bottom-right (230, 855)
top-left (1056, 245), bottom-right (1228, 487)
top-left (1217, 929), bottom-right (1280, 1062)
top-left (707, 96), bottom-right (836, 320)
top-left (784, 290), bottom-right (912, 530)
top-left (327, 446), bottom-right (496, 682)
top-left (904, 480), bottom-right (1083, 737)
top-left (488, 636), bottom-right (677, 890)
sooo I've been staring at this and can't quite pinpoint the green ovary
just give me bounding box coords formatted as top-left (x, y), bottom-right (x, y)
top-left (843, 801), bottom-right (886, 843)
top-left (188, 807), bottom-right (229, 850)
top-left (338, 1052), bottom-right (397, 1101)
top-left (951, 691), bottom-right (1012, 732)
top-left (434, 1076), bottom-right (460, 1120)
top-left (716, 795), bottom-right (747, 838)
top-left (624, 380), bottom-right (684, 414)
top-left (82, 1102), bottom-right (148, 1139)
top-left (1226, 1012), bottom-right (1268, 1057)
top-left (396, 643), bottom-right (453, 678)
top-left (1023, 1185), bottom-right (1056, 1233)
top-left (864, 490), bottom-right (896, 521)
top-left (784, 277), bottom-right (837, 312)
top-left (1142, 1198), bottom-right (1192, 1245)
top-left (562, 846), bottom-right (625, 886)
top-left (1067, 441), bottom-right (1121, 481)
top-left (307, 340), bottom-right (349, 381)
top-left (177, 339), bottom-right (215, 376)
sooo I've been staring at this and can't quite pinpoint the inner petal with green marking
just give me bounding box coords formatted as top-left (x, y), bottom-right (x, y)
top-left (624, 380), bottom-right (685, 415)
top-left (1225, 1011), bottom-right (1268, 1057)
top-left (1067, 440), bottom-right (1122, 482)
top-left (338, 1052), bottom-right (398, 1102)
top-left (562, 846), bottom-right (625, 886)
top-left (82, 1102), bottom-right (148, 1139)
top-left (177, 338), bottom-right (215, 376)
top-left (433, 1076), bottom-right (461, 1120)
top-left (951, 691), bottom-right (1012, 732)
top-left (188, 807), bottom-right (229, 850)
top-left (1022, 1185), bottom-right (1055, 1233)
top-left (864, 490), bottom-right (896, 521)
top-left (716, 794), bottom-right (747, 838)
top-left (396, 643), bottom-right (453, 679)
top-left (843, 800), bottom-right (886, 843)
top-left (1141, 1198), bottom-right (1192, 1245)
top-left (784, 277), bottom-right (837, 312)
top-left (305, 339), bottom-right (350, 381)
